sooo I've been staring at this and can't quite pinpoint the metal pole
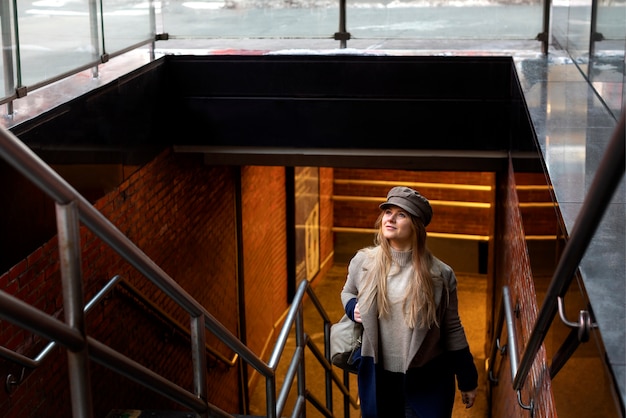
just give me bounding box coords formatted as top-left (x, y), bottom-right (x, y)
top-left (540, 0), bottom-right (551, 53)
top-left (265, 374), bottom-right (278, 418)
top-left (296, 306), bottom-right (307, 418)
top-left (502, 286), bottom-right (519, 381)
top-left (191, 315), bottom-right (208, 411)
top-left (339, 0), bottom-right (347, 48)
top-left (56, 201), bottom-right (94, 418)
top-left (334, 0), bottom-right (350, 48)
top-left (487, 287), bottom-right (506, 383)
top-left (89, 0), bottom-right (101, 77)
top-left (149, 0), bottom-right (157, 61)
top-left (1, 0), bottom-right (15, 115)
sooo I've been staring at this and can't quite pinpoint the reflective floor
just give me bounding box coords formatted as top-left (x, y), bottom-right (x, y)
top-left (511, 50), bottom-right (625, 411)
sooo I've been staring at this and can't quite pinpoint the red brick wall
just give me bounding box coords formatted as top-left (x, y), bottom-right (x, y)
top-left (242, 166), bottom-right (336, 392)
top-left (515, 172), bottom-right (561, 237)
top-left (490, 159), bottom-right (558, 418)
top-left (0, 150), bottom-right (244, 417)
top-left (333, 168), bottom-right (495, 237)
top-left (1, 155), bottom-right (337, 418)
top-left (241, 166), bottom-right (289, 362)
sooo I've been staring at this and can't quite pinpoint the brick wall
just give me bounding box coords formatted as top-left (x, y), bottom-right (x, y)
top-left (1, 151), bottom-right (559, 417)
top-left (0, 153), bottom-right (337, 418)
top-left (515, 172), bottom-right (561, 237)
top-left (241, 166), bottom-right (289, 362)
top-left (242, 166), bottom-right (336, 394)
top-left (490, 160), bottom-right (558, 418)
top-left (0, 150), bottom-right (244, 417)
top-left (333, 168), bottom-right (495, 237)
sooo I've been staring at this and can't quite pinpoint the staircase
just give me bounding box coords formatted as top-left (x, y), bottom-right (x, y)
top-left (107, 411), bottom-right (267, 418)
top-left (0, 122), bottom-right (359, 417)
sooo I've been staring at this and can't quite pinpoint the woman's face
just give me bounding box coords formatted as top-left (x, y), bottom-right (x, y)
top-left (381, 206), bottom-right (414, 251)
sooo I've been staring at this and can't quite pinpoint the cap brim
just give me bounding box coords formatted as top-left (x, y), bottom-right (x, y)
top-left (379, 201), bottom-right (418, 218)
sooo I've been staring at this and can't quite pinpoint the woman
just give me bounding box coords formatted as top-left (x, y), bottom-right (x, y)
top-left (341, 186), bottom-right (478, 418)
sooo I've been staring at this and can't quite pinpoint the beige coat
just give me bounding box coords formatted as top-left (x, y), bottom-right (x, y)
top-left (340, 246), bottom-right (471, 371)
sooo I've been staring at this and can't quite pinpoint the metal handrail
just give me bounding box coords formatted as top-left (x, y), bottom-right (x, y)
top-left (487, 286), bottom-right (533, 411)
top-left (0, 123), bottom-right (359, 416)
top-left (514, 111), bottom-right (625, 392)
top-left (0, 270), bottom-right (357, 417)
top-left (2, 274), bottom-right (123, 392)
top-left (0, 274), bottom-right (237, 380)
top-left (119, 279), bottom-right (238, 367)
top-left (265, 279), bottom-right (360, 418)
top-left (305, 285), bottom-right (360, 414)
top-left (488, 111), bottom-right (625, 413)
top-left (0, 124), bottom-right (269, 415)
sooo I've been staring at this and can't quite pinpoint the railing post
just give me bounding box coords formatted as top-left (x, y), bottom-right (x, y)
top-left (56, 201), bottom-right (94, 418)
top-left (266, 374), bottom-right (278, 418)
top-left (148, 0), bottom-right (157, 61)
top-left (323, 320), bottom-right (335, 415)
top-left (296, 306), bottom-right (307, 418)
top-left (89, 0), bottom-right (101, 78)
top-left (191, 314), bottom-right (208, 410)
top-left (1, 0), bottom-right (16, 116)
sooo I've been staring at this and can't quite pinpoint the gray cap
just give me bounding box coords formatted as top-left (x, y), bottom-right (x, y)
top-left (379, 186), bottom-right (433, 226)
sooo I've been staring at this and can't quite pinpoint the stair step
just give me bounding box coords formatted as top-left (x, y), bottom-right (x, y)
top-left (107, 410), bottom-right (263, 418)
top-left (107, 410), bottom-right (199, 418)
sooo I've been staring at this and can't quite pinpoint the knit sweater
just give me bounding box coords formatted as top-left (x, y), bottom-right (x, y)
top-left (379, 248), bottom-right (413, 372)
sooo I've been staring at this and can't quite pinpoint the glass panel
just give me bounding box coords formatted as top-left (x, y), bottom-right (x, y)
top-left (562, 1), bottom-right (593, 62)
top-left (16, 0), bottom-right (98, 87)
top-left (295, 166), bottom-right (320, 283)
top-left (161, 0), bottom-right (543, 40)
top-left (102, 0), bottom-right (154, 54)
top-left (590, 0), bottom-right (625, 119)
top-left (0, 52), bottom-right (5, 99)
top-left (348, 3), bottom-right (543, 40)
top-left (553, 0), bottom-right (625, 121)
top-left (0, 1), bottom-right (17, 100)
top-left (161, 0), bottom-right (338, 38)
top-left (546, 277), bottom-right (623, 417)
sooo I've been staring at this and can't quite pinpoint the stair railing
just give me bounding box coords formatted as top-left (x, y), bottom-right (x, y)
top-left (0, 124), bottom-right (358, 417)
top-left (487, 111), bottom-right (625, 415)
top-left (1, 274), bottom-right (239, 394)
top-left (0, 124), bottom-right (264, 417)
top-left (270, 279), bottom-right (360, 418)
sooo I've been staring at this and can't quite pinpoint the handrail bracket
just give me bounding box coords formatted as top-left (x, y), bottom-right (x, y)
top-left (556, 295), bottom-right (598, 342)
top-left (517, 390), bottom-right (534, 415)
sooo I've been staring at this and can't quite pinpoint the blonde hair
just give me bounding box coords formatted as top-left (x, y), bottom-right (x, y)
top-left (359, 211), bottom-right (437, 329)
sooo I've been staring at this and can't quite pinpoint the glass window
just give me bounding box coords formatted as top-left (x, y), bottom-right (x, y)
top-left (348, 1), bottom-right (543, 40)
top-left (161, 0), bottom-right (338, 38)
top-left (102, 0), bottom-right (154, 54)
top-left (16, 0), bottom-right (98, 87)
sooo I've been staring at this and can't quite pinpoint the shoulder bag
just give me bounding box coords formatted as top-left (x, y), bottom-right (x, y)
top-left (330, 314), bottom-right (363, 374)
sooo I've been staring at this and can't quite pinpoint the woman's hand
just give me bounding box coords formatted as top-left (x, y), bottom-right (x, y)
top-left (461, 388), bottom-right (477, 408)
top-left (353, 303), bottom-right (362, 323)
